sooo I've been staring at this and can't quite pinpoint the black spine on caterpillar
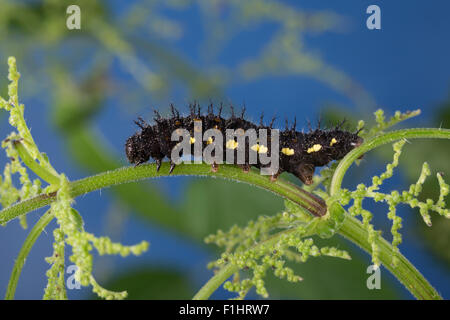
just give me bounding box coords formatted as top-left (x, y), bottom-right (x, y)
top-left (125, 104), bottom-right (363, 185)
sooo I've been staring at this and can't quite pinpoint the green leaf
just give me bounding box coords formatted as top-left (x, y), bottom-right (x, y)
top-left (180, 178), bottom-right (284, 239)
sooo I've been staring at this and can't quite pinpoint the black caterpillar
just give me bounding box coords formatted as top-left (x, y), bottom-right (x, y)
top-left (125, 104), bottom-right (363, 185)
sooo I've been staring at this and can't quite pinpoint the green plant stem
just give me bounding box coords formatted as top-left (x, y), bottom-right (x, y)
top-left (338, 215), bottom-right (441, 300)
top-left (330, 128), bottom-right (450, 196)
top-left (5, 210), bottom-right (54, 300)
top-left (193, 263), bottom-right (238, 300)
top-left (0, 163), bottom-right (326, 225)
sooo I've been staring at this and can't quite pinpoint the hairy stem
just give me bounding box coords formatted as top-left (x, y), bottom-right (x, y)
top-left (0, 163), bottom-right (326, 225)
top-left (5, 210), bottom-right (54, 300)
top-left (193, 264), bottom-right (237, 300)
top-left (338, 215), bottom-right (441, 300)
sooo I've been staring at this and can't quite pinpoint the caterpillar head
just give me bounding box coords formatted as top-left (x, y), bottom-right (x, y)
top-left (283, 129), bottom-right (363, 185)
top-left (300, 129), bottom-right (363, 167)
top-left (326, 130), bottom-right (364, 161)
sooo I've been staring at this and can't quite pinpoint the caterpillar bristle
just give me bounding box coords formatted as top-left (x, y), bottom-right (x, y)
top-left (126, 104), bottom-right (363, 187)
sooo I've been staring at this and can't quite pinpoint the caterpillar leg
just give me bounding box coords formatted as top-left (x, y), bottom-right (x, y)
top-left (240, 164), bottom-right (251, 173)
top-left (169, 161), bottom-right (176, 174)
top-left (295, 163), bottom-right (315, 185)
top-left (211, 162), bottom-right (219, 173)
top-left (270, 172), bottom-right (280, 182)
top-left (155, 159), bottom-right (162, 172)
top-left (134, 160), bottom-right (145, 167)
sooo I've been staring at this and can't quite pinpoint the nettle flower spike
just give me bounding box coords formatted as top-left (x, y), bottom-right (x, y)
top-left (407, 163), bottom-right (449, 225)
top-left (0, 57), bottom-right (58, 228)
top-left (341, 140), bottom-right (449, 267)
top-left (0, 57), bottom-right (149, 300)
top-left (206, 209), bottom-right (350, 299)
top-left (45, 175), bottom-right (149, 300)
top-left (363, 109), bottom-right (422, 138)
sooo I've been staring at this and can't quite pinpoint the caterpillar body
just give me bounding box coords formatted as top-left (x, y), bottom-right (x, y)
top-left (125, 104), bottom-right (363, 185)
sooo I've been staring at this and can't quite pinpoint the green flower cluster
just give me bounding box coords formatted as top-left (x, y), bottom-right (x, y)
top-left (44, 175), bottom-right (149, 300)
top-left (205, 203), bottom-right (350, 299)
top-left (0, 58), bottom-right (47, 228)
top-left (0, 57), bottom-right (149, 300)
top-left (340, 140), bottom-right (449, 267)
top-left (360, 109), bottom-right (422, 138)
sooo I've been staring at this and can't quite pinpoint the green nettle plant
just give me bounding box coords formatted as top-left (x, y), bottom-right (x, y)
top-left (0, 57), bottom-right (449, 300)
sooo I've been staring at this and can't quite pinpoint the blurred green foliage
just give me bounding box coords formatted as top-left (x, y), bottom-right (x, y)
top-left (95, 268), bottom-right (194, 300)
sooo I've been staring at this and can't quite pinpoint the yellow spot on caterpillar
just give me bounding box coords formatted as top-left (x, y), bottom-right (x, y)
top-left (307, 144), bottom-right (322, 153)
top-left (258, 145), bottom-right (268, 154)
top-left (175, 120), bottom-right (181, 126)
top-left (330, 138), bottom-right (338, 146)
top-left (226, 139), bottom-right (239, 150)
top-left (189, 137), bottom-right (196, 144)
top-left (281, 148), bottom-right (295, 156)
top-left (251, 144), bottom-right (268, 154)
top-left (206, 137), bottom-right (213, 145)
